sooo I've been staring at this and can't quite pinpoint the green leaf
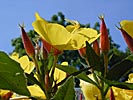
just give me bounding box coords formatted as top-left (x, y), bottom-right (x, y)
top-left (101, 78), bottom-right (133, 90)
top-left (52, 77), bottom-right (75, 100)
top-left (0, 51), bottom-right (30, 96)
top-left (106, 55), bottom-right (133, 81)
top-left (25, 73), bottom-right (41, 86)
top-left (86, 42), bottom-right (102, 72)
top-left (56, 64), bottom-right (99, 88)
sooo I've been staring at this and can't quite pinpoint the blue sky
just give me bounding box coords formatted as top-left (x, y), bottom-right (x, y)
top-left (0, 0), bottom-right (132, 53)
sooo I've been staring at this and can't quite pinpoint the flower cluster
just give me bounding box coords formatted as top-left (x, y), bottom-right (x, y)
top-left (0, 13), bottom-right (133, 100)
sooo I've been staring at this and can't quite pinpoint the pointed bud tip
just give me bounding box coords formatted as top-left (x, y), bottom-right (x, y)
top-left (18, 23), bottom-right (25, 29)
top-left (98, 15), bottom-right (104, 20)
top-left (115, 24), bottom-right (121, 30)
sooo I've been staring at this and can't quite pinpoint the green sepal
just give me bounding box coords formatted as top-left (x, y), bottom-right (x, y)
top-left (86, 42), bottom-right (103, 72)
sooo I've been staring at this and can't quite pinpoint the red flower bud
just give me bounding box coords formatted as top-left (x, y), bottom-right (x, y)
top-left (19, 25), bottom-right (35, 58)
top-left (41, 38), bottom-right (63, 56)
top-left (119, 27), bottom-right (133, 53)
top-left (45, 72), bottom-right (51, 91)
top-left (92, 40), bottom-right (100, 56)
top-left (2, 92), bottom-right (13, 100)
top-left (110, 88), bottom-right (115, 100)
top-left (99, 16), bottom-right (110, 54)
top-left (78, 47), bottom-right (86, 59)
top-left (80, 93), bottom-right (83, 100)
top-left (41, 43), bottom-right (48, 59)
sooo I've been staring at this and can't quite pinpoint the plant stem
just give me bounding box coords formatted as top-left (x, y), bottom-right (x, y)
top-left (100, 81), bottom-right (106, 100)
top-left (103, 53), bottom-right (108, 77)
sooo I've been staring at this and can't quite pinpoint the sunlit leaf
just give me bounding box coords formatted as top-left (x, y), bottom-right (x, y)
top-left (56, 64), bottom-right (99, 87)
top-left (100, 77), bottom-right (133, 90)
top-left (52, 77), bottom-right (75, 100)
top-left (0, 51), bottom-right (30, 96)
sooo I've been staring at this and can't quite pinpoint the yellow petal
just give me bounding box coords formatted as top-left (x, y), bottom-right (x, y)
top-left (54, 62), bottom-right (68, 83)
top-left (10, 52), bottom-right (19, 62)
top-left (69, 28), bottom-right (100, 50)
top-left (10, 53), bottom-right (35, 74)
top-left (35, 12), bottom-right (48, 24)
top-left (19, 56), bottom-right (35, 74)
top-left (80, 74), bottom-right (101, 100)
top-left (27, 85), bottom-right (46, 99)
top-left (65, 19), bottom-right (80, 32)
top-left (32, 13), bottom-right (100, 50)
top-left (45, 24), bottom-right (71, 45)
top-left (120, 20), bottom-right (133, 38)
top-left (32, 15), bottom-right (71, 47)
top-left (66, 25), bottom-right (76, 32)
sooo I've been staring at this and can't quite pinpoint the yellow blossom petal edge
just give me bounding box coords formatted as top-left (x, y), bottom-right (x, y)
top-left (27, 85), bottom-right (46, 99)
top-left (80, 74), bottom-right (101, 100)
top-left (120, 20), bottom-right (133, 38)
top-left (19, 56), bottom-right (35, 74)
top-left (32, 12), bottom-right (100, 50)
top-left (69, 28), bottom-right (100, 49)
top-left (32, 13), bottom-right (71, 46)
top-left (10, 52), bottom-right (35, 74)
top-left (54, 62), bottom-right (68, 84)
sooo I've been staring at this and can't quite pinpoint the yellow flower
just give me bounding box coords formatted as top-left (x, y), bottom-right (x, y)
top-left (10, 52), bottom-right (35, 74)
top-left (120, 20), bottom-right (133, 38)
top-left (127, 73), bottom-right (133, 83)
top-left (80, 74), bottom-right (101, 100)
top-left (32, 13), bottom-right (100, 50)
top-left (120, 73), bottom-right (133, 100)
top-left (54, 62), bottom-right (68, 84)
top-left (112, 73), bottom-right (133, 100)
top-left (10, 52), bottom-right (68, 99)
top-left (27, 85), bottom-right (46, 99)
top-left (111, 86), bottom-right (124, 100)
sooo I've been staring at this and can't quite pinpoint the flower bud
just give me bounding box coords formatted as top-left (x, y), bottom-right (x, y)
top-left (79, 94), bottom-right (83, 100)
top-left (119, 27), bottom-right (133, 53)
top-left (99, 16), bottom-right (110, 54)
top-left (41, 38), bottom-right (63, 56)
top-left (19, 25), bottom-right (35, 58)
top-left (110, 88), bottom-right (115, 100)
top-left (92, 40), bottom-right (100, 56)
top-left (2, 91), bottom-right (13, 100)
top-left (45, 72), bottom-right (51, 91)
top-left (41, 43), bottom-right (48, 60)
top-left (78, 47), bottom-right (86, 59)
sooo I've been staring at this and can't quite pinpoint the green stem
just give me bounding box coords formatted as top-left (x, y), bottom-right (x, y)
top-left (99, 53), bottom-right (109, 100)
top-left (100, 81), bottom-right (106, 100)
top-left (32, 56), bottom-right (46, 99)
top-left (45, 55), bottom-right (59, 99)
top-left (103, 53), bottom-right (108, 77)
